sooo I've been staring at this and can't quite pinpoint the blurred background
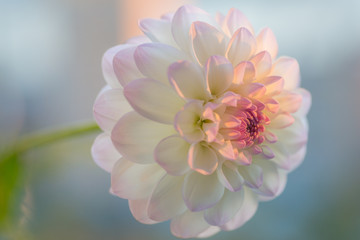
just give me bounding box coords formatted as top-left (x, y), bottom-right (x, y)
top-left (1, 0), bottom-right (360, 239)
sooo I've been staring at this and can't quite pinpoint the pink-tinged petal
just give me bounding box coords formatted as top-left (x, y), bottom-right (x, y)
top-left (139, 18), bottom-right (177, 46)
top-left (170, 211), bottom-right (210, 239)
top-left (220, 187), bottom-right (258, 231)
top-left (269, 113), bottom-right (295, 129)
top-left (125, 35), bottom-right (150, 45)
top-left (217, 161), bottom-right (244, 192)
top-left (197, 226), bottom-right (220, 238)
top-left (258, 170), bottom-right (287, 201)
top-left (213, 140), bottom-right (237, 160)
top-left (111, 159), bottom-right (165, 199)
top-left (154, 135), bottom-right (190, 176)
top-left (271, 57), bottom-right (300, 90)
top-left (238, 164), bottom-right (263, 189)
top-left (215, 12), bottom-right (225, 26)
top-left (129, 198), bottom-right (157, 224)
top-left (148, 175), bottom-right (187, 222)
top-left (188, 143), bottom-right (218, 175)
top-left (262, 145), bottom-right (275, 159)
top-left (204, 189), bottom-right (244, 226)
top-left (240, 83), bottom-right (266, 98)
top-left (183, 171), bottom-right (224, 212)
top-left (250, 51), bottom-right (272, 79)
top-left (134, 43), bottom-right (188, 85)
top-left (205, 56), bottom-right (234, 95)
top-left (224, 8), bottom-right (254, 36)
top-left (93, 88), bottom-right (132, 132)
top-left (220, 114), bottom-right (241, 128)
top-left (102, 44), bottom-right (131, 88)
top-left (111, 111), bottom-right (175, 164)
top-left (262, 76), bottom-right (284, 96)
top-left (168, 61), bottom-right (210, 100)
top-left (217, 92), bottom-right (240, 107)
top-left (174, 100), bottom-right (205, 143)
top-left (256, 28), bottom-right (278, 59)
top-left (219, 129), bottom-right (241, 140)
top-left (263, 131), bottom-right (278, 143)
top-left (171, 5), bottom-right (217, 56)
top-left (91, 133), bottom-right (121, 172)
top-left (293, 88), bottom-right (311, 117)
top-left (253, 160), bottom-right (287, 198)
top-left (275, 90), bottom-right (302, 113)
top-left (113, 46), bottom-right (144, 87)
top-left (235, 150), bottom-right (252, 165)
top-left (264, 98), bottom-right (280, 113)
top-left (233, 61), bottom-right (255, 85)
top-left (226, 27), bottom-right (256, 66)
top-left (124, 78), bottom-right (185, 124)
top-left (191, 21), bottom-right (227, 65)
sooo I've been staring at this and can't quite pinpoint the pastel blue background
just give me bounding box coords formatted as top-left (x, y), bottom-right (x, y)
top-left (1, 0), bottom-right (360, 239)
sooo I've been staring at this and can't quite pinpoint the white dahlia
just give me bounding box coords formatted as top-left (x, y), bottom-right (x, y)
top-left (92, 5), bottom-right (311, 238)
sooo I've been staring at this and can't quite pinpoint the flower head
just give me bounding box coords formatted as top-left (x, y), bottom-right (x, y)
top-left (92, 5), bottom-right (311, 239)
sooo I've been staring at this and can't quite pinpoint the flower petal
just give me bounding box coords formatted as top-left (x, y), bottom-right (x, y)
top-left (139, 18), bottom-right (177, 46)
top-left (111, 159), bottom-right (165, 199)
top-left (205, 56), bottom-right (234, 95)
top-left (102, 44), bottom-right (132, 88)
top-left (188, 143), bottom-right (218, 175)
top-left (148, 175), bottom-right (187, 222)
top-left (250, 51), bottom-right (272, 80)
top-left (274, 90), bottom-right (302, 113)
top-left (91, 133), bottom-right (121, 172)
top-left (233, 61), bottom-right (256, 85)
top-left (271, 57), bottom-right (300, 90)
top-left (168, 60), bottom-right (210, 100)
top-left (197, 226), bottom-right (220, 238)
top-left (191, 21), bottom-right (227, 65)
top-left (293, 88), bottom-right (311, 117)
top-left (217, 161), bottom-right (244, 192)
top-left (125, 35), bottom-right (150, 45)
top-left (183, 171), bottom-right (224, 211)
top-left (256, 28), bottom-right (278, 59)
top-left (111, 111), bottom-right (175, 164)
top-left (204, 189), bottom-right (244, 226)
top-left (134, 43), bottom-right (188, 84)
top-left (93, 88), bottom-right (132, 132)
top-left (128, 198), bottom-right (157, 224)
top-left (224, 8), bottom-right (254, 36)
top-left (238, 164), bottom-right (263, 189)
top-left (269, 112), bottom-right (295, 129)
top-left (220, 187), bottom-right (258, 230)
top-left (171, 5), bottom-right (216, 56)
top-left (124, 78), bottom-right (185, 124)
top-left (113, 45), bottom-right (144, 87)
top-left (171, 211), bottom-right (210, 239)
top-left (154, 135), bottom-right (190, 176)
top-left (226, 27), bottom-right (256, 66)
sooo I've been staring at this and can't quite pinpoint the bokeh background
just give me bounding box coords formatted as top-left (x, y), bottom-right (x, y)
top-left (1, 0), bottom-right (360, 239)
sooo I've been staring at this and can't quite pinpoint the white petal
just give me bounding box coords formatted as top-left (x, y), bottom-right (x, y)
top-left (91, 133), bottom-right (121, 172)
top-left (205, 56), bottom-right (234, 95)
top-left (271, 57), bottom-right (300, 90)
top-left (250, 51), bottom-right (272, 80)
top-left (174, 100), bottom-right (205, 143)
top-left (197, 226), bottom-right (220, 238)
top-left (261, 76), bottom-right (284, 96)
top-left (154, 135), bottom-right (190, 176)
top-left (168, 61), bottom-right (210, 100)
top-left (113, 45), bottom-right (144, 87)
top-left (171, 211), bottom-right (210, 239)
top-left (93, 88), bottom-right (132, 132)
top-left (188, 143), bottom-right (218, 175)
top-left (148, 175), bottom-right (186, 221)
top-left (224, 8), bottom-right (254, 36)
top-left (171, 5), bottom-right (217, 56)
top-left (139, 18), bottom-right (177, 46)
top-left (238, 163), bottom-right (263, 189)
top-left (128, 198), bottom-right (157, 224)
top-left (269, 113), bottom-right (295, 129)
top-left (134, 43), bottom-right (188, 84)
top-left (111, 111), bottom-right (175, 164)
top-left (253, 160), bottom-right (287, 198)
top-left (274, 90), bottom-right (302, 113)
top-left (191, 21), bottom-right (227, 65)
top-left (217, 161), bottom-right (244, 192)
top-left (233, 61), bottom-right (256, 84)
top-left (111, 159), bottom-right (165, 199)
top-left (293, 88), bottom-right (311, 117)
top-left (124, 78), bottom-right (185, 124)
top-left (221, 187), bottom-right (258, 230)
top-left (204, 189), bottom-right (244, 226)
top-left (102, 44), bottom-right (131, 88)
top-left (183, 171), bottom-right (224, 212)
top-left (256, 28), bottom-right (278, 59)
top-left (226, 28), bottom-right (257, 66)
top-left (125, 35), bottom-right (150, 45)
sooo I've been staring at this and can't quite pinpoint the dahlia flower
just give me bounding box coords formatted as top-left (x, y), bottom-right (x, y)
top-left (92, 5), bottom-right (311, 238)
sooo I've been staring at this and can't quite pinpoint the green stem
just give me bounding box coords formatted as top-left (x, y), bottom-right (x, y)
top-left (13, 122), bottom-right (100, 154)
